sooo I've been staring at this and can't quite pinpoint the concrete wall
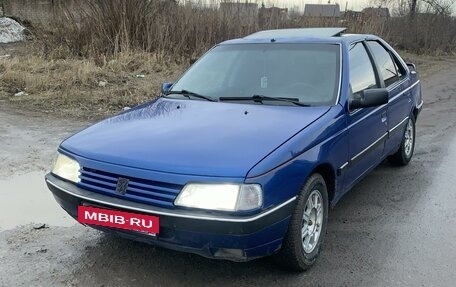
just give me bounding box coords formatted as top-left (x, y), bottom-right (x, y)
top-left (3, 0), bottom-right (78, 23)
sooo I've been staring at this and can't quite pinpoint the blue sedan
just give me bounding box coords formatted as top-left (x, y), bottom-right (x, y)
top-left (45, 28), bottom-right (423, 271)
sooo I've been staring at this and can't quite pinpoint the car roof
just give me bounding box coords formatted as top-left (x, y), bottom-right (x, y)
top-left (220, 28), bottom-right (375, 45)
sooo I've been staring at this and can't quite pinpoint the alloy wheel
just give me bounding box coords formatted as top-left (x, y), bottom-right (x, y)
top-left (301, 190), bottom-right (324, 254)
top-left (404, 119), bottom-right (414, 157)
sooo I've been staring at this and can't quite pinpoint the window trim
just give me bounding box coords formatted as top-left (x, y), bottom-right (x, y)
top-left (366, 40), bottom-right (406, 88)
top-left (387, 46), bottom-right (408, 77)
top-left (385, 50), bottom-right (411, 92)
top-left (387, 51), bottom-right (409, 89)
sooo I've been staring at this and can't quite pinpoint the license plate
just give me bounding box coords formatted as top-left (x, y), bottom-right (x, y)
top-left (77, 205), bottom-right (159, 235)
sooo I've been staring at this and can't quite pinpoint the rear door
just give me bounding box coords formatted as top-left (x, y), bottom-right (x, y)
top-left (366, 41), bottom-right (411, 155)
top-left (344, 41), bottom-right (388, 190)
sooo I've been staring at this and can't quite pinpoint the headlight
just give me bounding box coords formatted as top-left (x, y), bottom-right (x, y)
top-left (52, 153), bottom-right (81, 183)
top-left (174, 183), bottom-right (263, 212)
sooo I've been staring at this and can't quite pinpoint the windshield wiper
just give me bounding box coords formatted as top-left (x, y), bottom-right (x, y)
top-left (219, 95), bottom-right (310, 107)
top-left (164, 90), bottom-right (217, 102)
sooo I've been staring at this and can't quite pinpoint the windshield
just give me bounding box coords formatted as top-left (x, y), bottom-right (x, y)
top-left (170, 43), bottom-right (341, 106)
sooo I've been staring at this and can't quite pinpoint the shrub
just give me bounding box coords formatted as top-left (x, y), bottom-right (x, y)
top-left (29, 0), bottom-right (456, 60)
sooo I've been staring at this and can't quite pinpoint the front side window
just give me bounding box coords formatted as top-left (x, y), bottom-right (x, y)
top-left (349, 42), bottom-right (378, 95)
top-left (169, 43), bottom-right (341, 106)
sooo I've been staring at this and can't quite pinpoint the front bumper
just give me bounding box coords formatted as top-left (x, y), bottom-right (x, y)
top-left (45, 173), bottom-right (295, 261)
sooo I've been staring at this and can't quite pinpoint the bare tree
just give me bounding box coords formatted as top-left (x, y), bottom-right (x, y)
top-left (410, 0), bottom-right (417, 17)
top-left (421, 0), bottom-right (456, 15)
top-left (370, 0), bottom-right (411, 16)
top-left (371, 0), bottom-right (455, 16)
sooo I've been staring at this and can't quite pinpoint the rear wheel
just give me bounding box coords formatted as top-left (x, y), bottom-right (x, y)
top-left (389, 115), bottom-right (416, 166)
top-left (274, 174), bottom-right (328, 271)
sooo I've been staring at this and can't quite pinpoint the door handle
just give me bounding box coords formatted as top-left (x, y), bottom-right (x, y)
top-left (381, 112), bottom-right (387, 124)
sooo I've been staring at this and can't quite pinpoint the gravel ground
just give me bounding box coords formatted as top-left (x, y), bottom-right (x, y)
top-left (1, 56), bottom-right (456, 287)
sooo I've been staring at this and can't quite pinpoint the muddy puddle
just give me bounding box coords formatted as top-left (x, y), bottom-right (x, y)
top-left (0, 171), bottom-right (75, 230)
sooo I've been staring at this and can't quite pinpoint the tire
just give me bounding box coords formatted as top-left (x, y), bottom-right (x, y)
top-left (389, 115), bottom-right (416, 166)
top-left (274, 174), bottom-right (329, 271)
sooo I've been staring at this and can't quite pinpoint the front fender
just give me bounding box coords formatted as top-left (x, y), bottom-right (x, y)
top-left (245, 105), bottom-right (348, 207)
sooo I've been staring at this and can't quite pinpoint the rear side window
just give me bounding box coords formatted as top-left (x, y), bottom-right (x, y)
top-left (349, 42), bottom-right (378, 95)
top-left (367, 41), bottom-right (403, 87)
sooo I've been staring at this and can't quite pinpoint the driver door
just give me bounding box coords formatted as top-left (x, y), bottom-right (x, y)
top-left (344, 41), bottom-right (388, 190)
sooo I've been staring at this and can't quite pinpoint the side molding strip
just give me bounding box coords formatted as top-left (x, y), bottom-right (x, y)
top-left (337, 116), bottom-right (410, 176)
top-left (388, 116), bottom-right (409, 138)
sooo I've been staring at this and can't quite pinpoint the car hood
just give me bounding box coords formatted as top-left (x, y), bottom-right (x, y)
top-left (61, 98), bottom-right (329, 177)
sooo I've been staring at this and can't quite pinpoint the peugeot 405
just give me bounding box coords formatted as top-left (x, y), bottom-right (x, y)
top-left (46, 28), bottom-right (423, 271)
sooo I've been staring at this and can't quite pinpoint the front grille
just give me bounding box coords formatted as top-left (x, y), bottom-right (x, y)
top-left (78, 167), bottom-right (182, 208)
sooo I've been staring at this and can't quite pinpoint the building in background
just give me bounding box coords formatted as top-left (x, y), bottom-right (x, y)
top-left (258, 3), bottom-right (288, 28)
top-left (304, 4), bottom-right (341, 18)
top-left (220, 1), bottom-right (258, 19)
top-left (2, 0), bottom-right (77, 23)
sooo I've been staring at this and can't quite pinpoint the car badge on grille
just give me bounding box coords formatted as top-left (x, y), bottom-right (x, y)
top-left (115, 177), bottom-right (129, 195)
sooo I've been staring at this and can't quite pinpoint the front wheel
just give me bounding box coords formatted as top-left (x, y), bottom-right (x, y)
top-left (389, 115), bottom-right (416, 166)
top-left (274, 174), bottom-right (329, 271)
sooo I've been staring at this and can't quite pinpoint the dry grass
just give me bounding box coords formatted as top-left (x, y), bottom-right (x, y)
top-left (36, 0), bottom-right (456, 59)
top-left (0, 46), bottom-right (185, 119)
top-left (2, 0), bottom-right (455, 119)
top-left (0, 43), bottom-right (446, 120)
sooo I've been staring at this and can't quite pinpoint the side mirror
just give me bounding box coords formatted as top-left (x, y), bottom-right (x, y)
top-left (406, 62), bottom-right (417, 75)
top-left (406, 62), bottom-right (416, 70)
top-left (350, 88), bottom-right (388, 110)
top-left (161, 82), bottom-right (173, 94)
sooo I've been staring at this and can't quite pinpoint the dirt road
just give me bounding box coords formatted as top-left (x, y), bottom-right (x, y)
top-left (1, 57), bottom-right (456, 286)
